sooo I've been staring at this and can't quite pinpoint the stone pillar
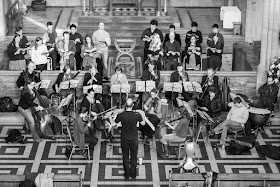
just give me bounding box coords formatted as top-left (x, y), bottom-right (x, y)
top-left (89, 0), bottom-right (93, 12)
top-left (137, 0), bottom-right (142, 16)
top-left (156, 0), bottom-right (161, 16)
top-left (108, 0), bottom-right (113, 16)
top-left (257, 0), bottom-right (280, 91)
top-left (0, 0), bottom-right (6, 41)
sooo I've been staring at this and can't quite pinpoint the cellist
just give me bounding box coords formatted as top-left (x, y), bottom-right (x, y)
top-left (18, 78), bottom-right (44, 142)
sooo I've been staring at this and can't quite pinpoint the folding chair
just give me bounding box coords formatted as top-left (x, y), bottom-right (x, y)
top-left (66, 125), bottom-right (91, 161)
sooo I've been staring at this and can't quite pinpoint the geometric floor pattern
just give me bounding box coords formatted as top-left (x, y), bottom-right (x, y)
top-left (0, 122), bottom-right (279, 187)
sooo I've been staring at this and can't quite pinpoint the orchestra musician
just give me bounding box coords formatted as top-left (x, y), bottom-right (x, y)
top-left (56, 31), bottom-right (76, 71)
top-left (17, 61), bottom-right (48, 97)
top-left (198, 86), bottom-right (223, 143)
top-left (73, 107), bottom-right (98, 159)
top-left (111, 66), bottom-right (128, 108)
top-left (141, 60), bottom-right (160, 103)
top-left (165, 63), bottom-right (191, 106)
top-left (256, 75), bottom-right (279, 113)
top-left (184, 35), bottom-right (202, 68)
top-left (160, 99), bottom-right (197, 158)
top-left (18, 78), bottom-right (45, 142)
top-left (83, 65), bottom-right (103, 101)
top-left (7, 34), bottom-right (28, 71)
top-left (53, 65), bottom-right (75, 115)
top-left (15, 27), bottom-right (30, 48)
top-left (140, 88), bottom-right (162, 143)
top-left (43, 22), bottom-right (58, 70)
top-left (201, 67), bottom-right (219, 92)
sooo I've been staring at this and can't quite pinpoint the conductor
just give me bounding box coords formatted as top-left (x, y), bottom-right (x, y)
top-left (114, 98), bottom-right (145, 180)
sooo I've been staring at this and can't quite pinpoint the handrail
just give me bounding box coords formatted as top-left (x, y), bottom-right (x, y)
top-left (5, 0), bottom-right (19, 19)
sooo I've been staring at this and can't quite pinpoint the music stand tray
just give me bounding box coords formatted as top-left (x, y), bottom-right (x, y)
top-left (59, 80), bottom-right (79, 90)
top-left (111, 84), bottom-right (130, 93)
top-left (163, 82), bottom-right (182, 93)
top-left (135, 81), bottom-right (155, 92)
top-left (183, 82), bottom-right (202, 93)
top-left (83, 85), bottom-right (102, 94)
top-left (35, 80), bottom-right (50, 90)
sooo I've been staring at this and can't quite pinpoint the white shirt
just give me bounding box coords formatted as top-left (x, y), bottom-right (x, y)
top-left (227, 104), bottom-right (249, 126)
top-left (31, 44), bottom-right (48, 65)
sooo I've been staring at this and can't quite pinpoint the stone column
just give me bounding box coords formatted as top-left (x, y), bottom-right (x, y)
top-left (137, 0), bottom-right (142, 16)
top-left (156, 0), bottom-right (161, 16)
top-left (89, 0), bottom-right (93, 12)
top-left (256, 0), bottom-right (280, 91)
top-left (108, 0), bottom-right (113, 16)
top-left (0, 0), bottom-right (5, 41)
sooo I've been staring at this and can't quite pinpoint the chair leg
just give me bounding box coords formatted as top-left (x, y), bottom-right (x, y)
top-left (87, 147), bottom-right (90, 160)
top-left (69, 147), bottom-right (75, 161)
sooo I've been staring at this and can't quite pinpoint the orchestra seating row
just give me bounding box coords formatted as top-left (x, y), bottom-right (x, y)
top-left (169, 173), bottom-right (280, 187)
top-left (0, 173), bottom-right (83, 187)
top-left (0, 70), bottom-right (257, 126)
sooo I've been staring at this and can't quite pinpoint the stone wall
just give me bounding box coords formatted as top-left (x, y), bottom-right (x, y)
top-left (21, 0), bottom-right (225, 7)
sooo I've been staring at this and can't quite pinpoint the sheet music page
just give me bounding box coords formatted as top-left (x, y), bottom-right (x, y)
top-left (35, 80), bottom-right (50, 89)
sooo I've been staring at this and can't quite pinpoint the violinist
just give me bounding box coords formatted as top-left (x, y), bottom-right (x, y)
top-left (56, 31), bottom-right (76, 71)
top-left (140, 88), bottom-right (161, 143)
top-left (17, 61), bottom-right (48, 97)
top-left (73, 107), bottom-right (98, 159)
top-left (53, 65), bottom-right (75, 115)
top-left (7, 34), bottom-right (27, 71)
top-left (160, 99), bottom-right (197, 158)
top-left (165, 63), bottom-right (191, 106)
top-left (184, 35), bottom-right (201, 68)
top-left (164, 32), bottom-right (180, 70)
top-left (43, 22), bottom-right (58, 70)
top-left (201, 67), bottom-right (219, 92)
top-left (111, 66), bottom-right (128, 108)
top-left (83, 65), bottom-right (103, 101)
top-left (257, 76), bottom-right (279, 113)
top-left (18, 79), bottom-right (45, 142)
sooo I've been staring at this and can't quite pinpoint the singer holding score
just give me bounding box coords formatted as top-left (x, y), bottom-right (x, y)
top-left (207, 34), bottom-right (223, 71)
top-left (111, 66), bottom-right (128, 108)
top-left (164, 32), bottom-right (180, 70)
top-left (30, 37), bottom-right (49, 70)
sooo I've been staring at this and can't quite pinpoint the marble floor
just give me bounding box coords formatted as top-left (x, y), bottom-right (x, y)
top-left (0, 114), bottom-right (279, 187)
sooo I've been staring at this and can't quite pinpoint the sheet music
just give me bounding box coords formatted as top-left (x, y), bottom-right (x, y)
top-left (195, 109), bottom-right (214, 123)
top-left (59, 80), bottom-right (79, 90)
top-left (183, 82), bottom-right (202, 93)
top-left (35, 80), bottom-right (50, 89)
top-left (135, 81), bottom-right (155, 92)
top-left (111, 84), bottom-right (130, 93)
top-left (163, 82), bottom-right (182, 93)
top-left (83, 85), bottom-right (102, 94)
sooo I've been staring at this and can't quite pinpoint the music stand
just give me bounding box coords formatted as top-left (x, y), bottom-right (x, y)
top-left (163, 82), bottom-right (182, 120)
top-left (183, 82), bottom-right (202, 93)
top-left (57, 94), bottom-right (75, 135)
top-left (195, 109), bottom-right (214, 144)
top-left (136, 81), bottom-right (156, 110)
top-left (35, 80), bottom-right (50, 90)
top-left (59, 80), bottom-right (79, 112)
top-left (83, 85), bottom-right (102, 94)
top-left (111, 84), bottom-right (130, 108)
